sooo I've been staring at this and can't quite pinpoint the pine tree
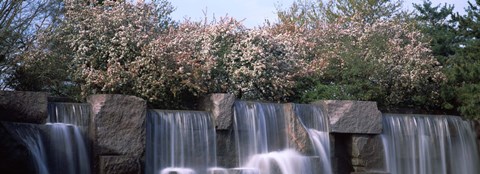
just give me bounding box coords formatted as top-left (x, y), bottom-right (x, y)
top-left (413, 0), bottom-right (457, 64)
top-left (448, 0), bottom-right (480, 119)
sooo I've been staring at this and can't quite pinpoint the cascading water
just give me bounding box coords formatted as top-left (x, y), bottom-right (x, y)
top-left (3, 103), bottom-right (91, 174)
top-left (382, 114), bottom-right (480, 174)
top-left (233, 101), bottom-right (327, 174)
top-left (294, 104), bottom-right (332, 174)
top-left (2, 123), bottom-right (49, 173)
top-left (146, 110), bottom-right (217, 174)
top-left (47, 102), bottom-right (90, 129)
top-left (234, 101), bottom-right (288, 166)
top-left (45, 103), bottom-right (91, 174)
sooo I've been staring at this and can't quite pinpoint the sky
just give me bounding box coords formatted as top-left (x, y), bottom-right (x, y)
top-left (169, 0), bottom-right (471, 28)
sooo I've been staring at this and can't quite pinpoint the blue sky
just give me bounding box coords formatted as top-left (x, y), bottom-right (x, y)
top-left (169, 0), bottom-right (470, 28)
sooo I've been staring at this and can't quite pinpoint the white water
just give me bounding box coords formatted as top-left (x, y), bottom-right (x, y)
top-left (233, 101), bottom-right (330, 174)
top-left (146, 110), bottom-right (217, 174)
top-left (382, 114), bottom-right (480, 174)
top-left (2, 123), bottom-right (49, 174)
top-left (233, 101), bottom-right (288, 166)
top-left (244, 149), bottom-right (313, 174)
top-left (294, 104), bottom-right (332, 174)
top-left (3, 103), bottom-right (91, 174)
top-left (45, 103), bottom-right (91, 174)
top-left (160, 167), bottom-right (196, 174)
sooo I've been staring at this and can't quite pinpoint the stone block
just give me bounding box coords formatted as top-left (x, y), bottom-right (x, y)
top-left (474, 120), bottom-right (480, 158)
top-left (88, 94), bottom-right (146, 174)
top-left (99, 155), bottom-right (140, 174)
top-left (351, 135), bottom-right (386, 173)
top-left (88, 94), bottom-right (146, 156)
top-left (200, 93), bottom-right (235, 130)
top-left (216, 130), bottom-right (238, 168)
top-left (0, 91), bottom-right (48, 124)
top-left (312, 100), bottom-right (382, 134)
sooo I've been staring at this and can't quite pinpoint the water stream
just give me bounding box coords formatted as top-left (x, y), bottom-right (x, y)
top-left (294, 104), bottom-right (332, 174)
top-left (233, 101), bottom-right (332, 174)
top-left (3, 102), bottom-right (91, 174)
top-left (382, 114), bottom-right (480, 174)
top-left (146, 110), bottom-right (217, 174)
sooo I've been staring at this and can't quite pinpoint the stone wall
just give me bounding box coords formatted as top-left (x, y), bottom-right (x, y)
top-left (0, 91), bottom-right (48, 124)
top-left (474, 120), bottom-right (480, 158)
top-left (88, 94), bottom-right (147, 174)
top-left (313, 100), bottom-right (387, 174)
top-left (9, 91), bottom-right (477, 174)
top-left (201, 95), bottom-right (390, 174)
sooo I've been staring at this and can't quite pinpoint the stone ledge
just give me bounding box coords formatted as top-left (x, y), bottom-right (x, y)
top-left (200, 93), bottom-right (235, 130)
top-left (312, 100), bottom-right (382, 134)
top-left (88, 94), bottom-right (146, 156)
top-left (0, 91), bottom-right (48, 124)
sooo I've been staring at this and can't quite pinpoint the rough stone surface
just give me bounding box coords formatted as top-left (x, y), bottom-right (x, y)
top-left (331, 133), bottom-right (354, 174)
top-left (88, 94), bottom-right (146, 174)
top-left (312, 100), bottom-right (382, 134)
top-left (200, 93), bottom-right (235, 130)
top-left (351, 135), bottom-right (386, 173)
top-left (0, 91), bottom-right (48, 124)
top-left (99, 156), bottom-right (141, 174)
top-left (474, 120), bottom-right (480, 158)
top-left (284, 103), bottom-right (316, 156)
top-left (216, 129), bottom-right (238, 168)
top-left (88, 94), bottom-right (146, 156)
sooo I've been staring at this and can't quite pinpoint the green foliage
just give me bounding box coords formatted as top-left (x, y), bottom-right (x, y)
top-left (440, 0), bottom-right (480, 119)
top-left (279, 0), bottom-right (445, 110)
top-left (413, 0), bottom-right (457, 64)
top-left (0, 0), bottom-right (64, 90)
top-left (277, 0), bottom-right (405, 27)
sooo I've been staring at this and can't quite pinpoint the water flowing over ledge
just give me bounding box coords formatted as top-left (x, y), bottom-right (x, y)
top-left (382, 114), bottom-right (480, 174)
top-left (2, 102), bottom-right (91, 174)
top-left (233, 101), bottom-right (332, 174)
top-left (146, 110), bottom-right (217, 174)
top-left (2, 92), bottom-right (480, 174)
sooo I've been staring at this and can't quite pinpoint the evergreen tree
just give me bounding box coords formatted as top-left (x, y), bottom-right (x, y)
top-left (413, 0), bottom-right (457, 64)
top-left (448, 0), bottom-right (480, 119)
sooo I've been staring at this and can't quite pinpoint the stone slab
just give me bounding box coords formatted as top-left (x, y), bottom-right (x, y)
top-left (200, 93), bottom-right (235, 130)
top-left (99, 155), bottom-right (140, 174)
top-left (351, 135), bottom-right (386, 173)
top-left (88, 94), bottom-right (146, 156)
top-left (0, 91), bottom-right (48, 124)
top-left (312, 100), bottom-right (382, 134)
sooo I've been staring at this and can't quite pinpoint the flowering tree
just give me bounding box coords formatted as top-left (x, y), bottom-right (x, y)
top-left (274, 10), bottom-right (445, 107)
top-left (133, 19), bottom-right (308, 107)
top-left (13, 0), bottom-right (446, 111)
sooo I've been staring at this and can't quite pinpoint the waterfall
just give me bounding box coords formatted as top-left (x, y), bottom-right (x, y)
top-left (3, 103), bottom-right (91, 174)
top-left (382, 114), bottom-right (480, 174)
top-left (233, 101), bottom-right (328, 174)
top-left (2, 123), bottom-right (49, 173)
top-left (146, 110), bottom-right (217, 174)
top-left (294, 104), bottom-right (332, 174)
top-left (47, 103), bottom-right (90, 131)
top-left (233, 101), bottom-right (288, 167)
